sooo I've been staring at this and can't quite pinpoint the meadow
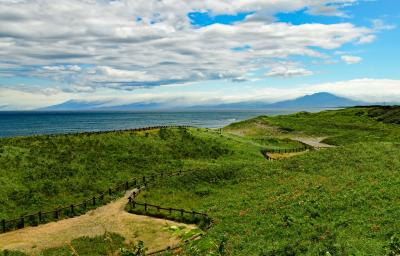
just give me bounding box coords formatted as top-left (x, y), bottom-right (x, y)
top-left (1, 106), bottom-right (400, 255)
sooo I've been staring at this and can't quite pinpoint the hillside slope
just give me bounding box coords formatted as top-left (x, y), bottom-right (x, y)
top-left (1, 107), bottom-right (400, 255)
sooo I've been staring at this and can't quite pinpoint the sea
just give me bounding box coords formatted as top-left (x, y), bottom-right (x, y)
top-left (0, 110), bottom-right (299, 138)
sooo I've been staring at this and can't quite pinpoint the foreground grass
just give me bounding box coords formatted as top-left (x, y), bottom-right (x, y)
top-left (0, 232), bottom-right (138, 256)
top-left (137, 142), bottom-right (400, 255)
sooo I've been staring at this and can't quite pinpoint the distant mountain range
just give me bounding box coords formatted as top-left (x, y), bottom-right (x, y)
top-left (191, 92), bottom-right (366, 110)
top-left (40, 92), bottom-right (370, 111)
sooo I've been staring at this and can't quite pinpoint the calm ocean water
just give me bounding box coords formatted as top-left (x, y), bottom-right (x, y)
top-left (0, 110), bottom-right (296, 138)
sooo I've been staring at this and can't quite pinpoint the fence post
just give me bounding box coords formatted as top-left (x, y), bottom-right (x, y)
top-left (2, 219), bottom-right (5, 233)
top-left (132, 201), bottom-right (136, 209)
top-left (70, 205), bottom-right (74, 216)
top-left (125, 181), bottom-right (129, 191)
top-left (134, 179), bottom-right (137, 186)
top-left (93, 196), bottom-right (96, 206)
top-left (180, 209), bottom-right (184, 217)
top-left (169, 208), bottom-right (172, 215)
top-left (143, 176), bottom-right (146, 183)
top-left (109, 188), bottom-right (112, 196)
top-left (144, 203), bottom-right (148, 212)
top-left (38, 211), bottom-right (42, 223)
top-left (20, 217), bottom-right (24, 228)
top-left (55, 209), bottom-right (59, 219)
top-left (84, 201), bottom-right (87, 210)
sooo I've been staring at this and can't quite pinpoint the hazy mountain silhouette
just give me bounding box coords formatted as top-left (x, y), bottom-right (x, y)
top-left (40, 92), bottom-right (367, 111)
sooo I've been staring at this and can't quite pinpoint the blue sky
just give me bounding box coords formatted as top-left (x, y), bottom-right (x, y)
top-left (0, 0), bottom-right (399, 109)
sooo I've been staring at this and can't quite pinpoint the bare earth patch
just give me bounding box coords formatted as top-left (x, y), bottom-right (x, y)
top-left (267, 151), bottom-right (309, 160)
top-left (0, 190), bottom-right (196, 254)
top-left (293, 137), bottom-right (335, 149)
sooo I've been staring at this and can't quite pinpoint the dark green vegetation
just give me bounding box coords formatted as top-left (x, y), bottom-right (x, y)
top-left (1, 106), bottom-right (400, 255)
top-left (365, 105), bottom-right (400, 124)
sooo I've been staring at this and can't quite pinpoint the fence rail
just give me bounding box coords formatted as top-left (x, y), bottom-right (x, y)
top-left (127, 187), bottom-right (213, 255)
top-left (262, 145), bottom-right (312, 160)
top-left (129, 201), bottom-right (208, 218)
top-left (49, 125), bottom-right (192, 137)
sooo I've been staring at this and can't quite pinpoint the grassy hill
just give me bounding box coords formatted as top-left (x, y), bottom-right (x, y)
top-left (0, 127), bottom-right (235, 220)
top-left (1, 106), bottom-right (400, 255)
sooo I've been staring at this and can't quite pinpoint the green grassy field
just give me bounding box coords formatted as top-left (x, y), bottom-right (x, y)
top-left (0, 127), bottom-right (233, 220)
top-left (1, 106), bottom-right (400, 255)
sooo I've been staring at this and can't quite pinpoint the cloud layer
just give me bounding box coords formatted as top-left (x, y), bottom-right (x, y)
top-left (2, 78), bottom-right (400, 110)
top-left (0, 0), bottom-right (375, 91)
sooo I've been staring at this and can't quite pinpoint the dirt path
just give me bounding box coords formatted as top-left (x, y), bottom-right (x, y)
top-left (293, 137), bottom-right (335, 149)
top-left (0, 190), bottom-right (196, 254)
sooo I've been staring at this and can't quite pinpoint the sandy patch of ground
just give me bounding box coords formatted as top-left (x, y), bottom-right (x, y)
top-left (293, 137), bottom-right (335, 149)
top-left (0, 190), bottom-right (196, 254)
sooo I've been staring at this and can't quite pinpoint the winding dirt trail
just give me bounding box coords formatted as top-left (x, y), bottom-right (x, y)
top-left (0, 190), bottom-right (196, 254)
top-left (293, 137), bottom-right (335, 149)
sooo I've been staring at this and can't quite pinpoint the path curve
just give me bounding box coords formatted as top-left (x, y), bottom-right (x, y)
top-left (0, 190), bottom-right (196, 254)
top-left (293, 137), bottom-right (335, 149)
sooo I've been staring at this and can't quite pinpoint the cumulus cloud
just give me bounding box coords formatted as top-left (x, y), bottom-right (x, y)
top-left (0, 0), bottom-right (375, 91)
top-left (341, 55), bottom-right (362, 64)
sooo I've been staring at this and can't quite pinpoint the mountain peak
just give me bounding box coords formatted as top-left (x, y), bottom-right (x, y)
top-left (266, 92), bottom-right (364, 109)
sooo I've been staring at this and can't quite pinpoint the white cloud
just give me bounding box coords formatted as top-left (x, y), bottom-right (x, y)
top-left (0, 87), bottom-right (71, 110)
top-left (266, 62), bottom-right (314, 77)
top-left (42, 65), bottom-right (82, 72)
top-left (305, 78), bottom-right (400, 102)
top-left (341, 55), bottom-right (362, 64)
top-left (0, 0), bottom-right (374, 91)
top-left (358, 34), bottom-right (376, 44)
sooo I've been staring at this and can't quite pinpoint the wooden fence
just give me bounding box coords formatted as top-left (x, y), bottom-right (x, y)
top-left (0, 145), bottom-right (196, 235)
top-left (40, 125), bottom-right (192, 137)
top-left (262, 145), bottom-right (312, 160)
top-left (127, 187), bottom-right (213, 255)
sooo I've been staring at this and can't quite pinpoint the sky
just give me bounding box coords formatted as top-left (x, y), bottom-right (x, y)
top-left (0, 0), bottom-right (399, 110)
